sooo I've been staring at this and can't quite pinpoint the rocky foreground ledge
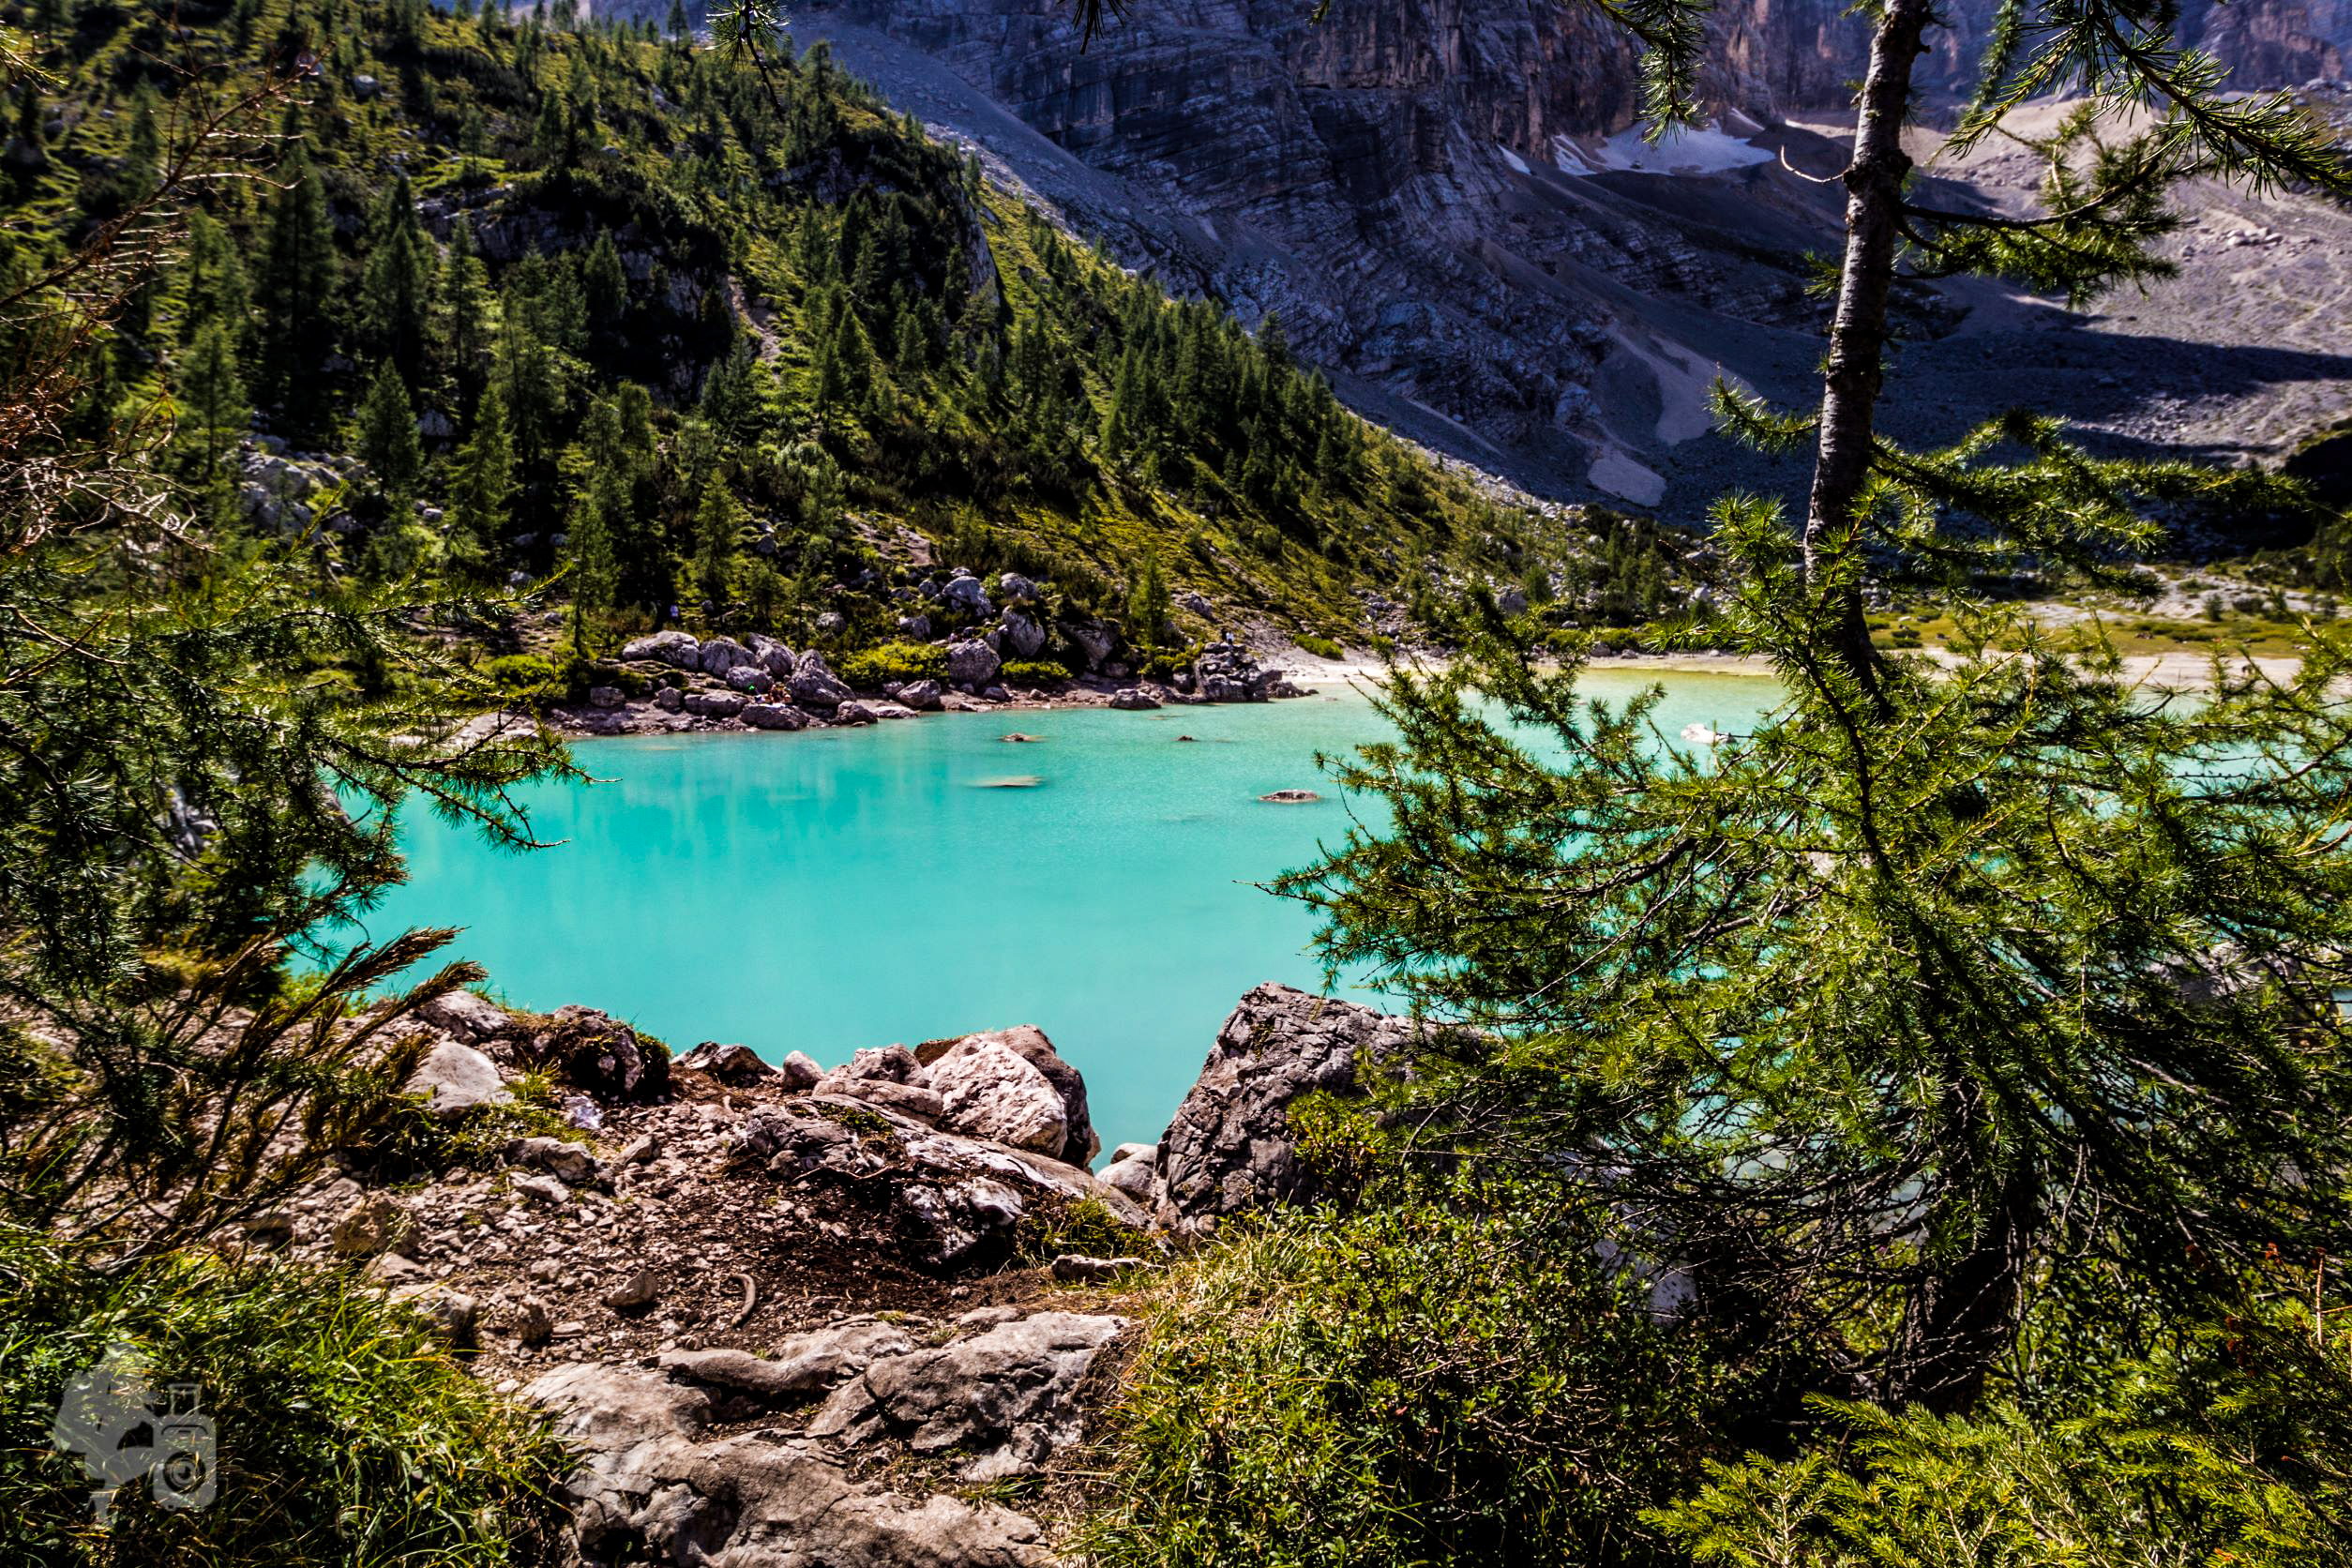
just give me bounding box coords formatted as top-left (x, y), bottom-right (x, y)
top-left (256, 982), bottom-right (1419, 1566)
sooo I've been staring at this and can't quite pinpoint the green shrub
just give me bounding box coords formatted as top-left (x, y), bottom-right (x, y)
top-left (1078, 1173), bottom-right (1787, 1567)
top-left (1000, 659), bottom-right (1075, 686)
top-left (838, 641), bottom-right (946, 689)
top-left (1139, 644), bottom-right (1201, 682)
top-left (1014, 1196), bottom-right (1143, 1266)
top-left (0, 1226), bottom-right (569, 1565)
top-left (479, 654), bottom-right (559, 699)
top-left (1294, 634), bottom-right (1344, 660)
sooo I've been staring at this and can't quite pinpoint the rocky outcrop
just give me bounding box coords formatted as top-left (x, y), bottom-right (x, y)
top-left (919, 1025), bottom-right (1099, 1168)
top-left (1153, 982), bottom-right (1428, 1237)
top-left (808, 1309), bottom-right (1127, 1482)
top-left (527, 1362), bottom-right (1058, 1567)
top-left (522, 1005), bottom-right (671, 1103)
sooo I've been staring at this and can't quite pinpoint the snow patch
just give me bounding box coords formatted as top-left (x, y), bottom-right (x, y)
top-left (1554, 120), bottom-right (1773, 178)
top-left (1588, 450), bottom-right (1667, 507)
top-left (1497, 144), bottom-right (1530, 175)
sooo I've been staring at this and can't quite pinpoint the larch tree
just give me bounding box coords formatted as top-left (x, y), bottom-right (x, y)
top-left (1261, 0), bottom-right (2352, 1417)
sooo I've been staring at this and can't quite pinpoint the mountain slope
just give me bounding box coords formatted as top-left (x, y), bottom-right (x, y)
top-left (3, 0), bottom-right (1671, 676)
top-left (765, 0), bottom-right (2352, 525)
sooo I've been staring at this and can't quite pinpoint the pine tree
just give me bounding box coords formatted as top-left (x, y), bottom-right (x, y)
top-left (252, 143), bottom-right (337, 420)
top-left (362, 172), bottom-right (436, 387)
top-left (446, 382), bottom-right (517, 578)
top-left (581, 229), bottom-right (628, 345)
top-left (565, 402), bottom-right (626, 652)
top-left (179, 210), bottom-right (251, 354)
top-left (1124, 550), bottom-right (1169, 657)
top-left (688, 475), bottom-right (740, 611)
top-left (174, 320), bottom-right (246, 483)
top-left (1100, 346), bottom-right (1145, 460)
top-left (440, 218), bottom-right (491, 398)
top-left (357, 360), bottom-right (422, 517)
top-left (665, 0), bottom-right (687, 38)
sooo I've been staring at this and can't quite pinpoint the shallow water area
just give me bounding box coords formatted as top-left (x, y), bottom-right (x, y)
top-left (355, 670), bottom-right (1775, 1152)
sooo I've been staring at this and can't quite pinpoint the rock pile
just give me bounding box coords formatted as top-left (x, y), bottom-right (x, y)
top-left (319, 975), bottom-right (1451, 1563)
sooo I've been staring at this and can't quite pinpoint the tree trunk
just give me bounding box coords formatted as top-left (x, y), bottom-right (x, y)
top-left (1805, 0), bottom-right (1935, 696)
top-left (1890, 1157), bottom-right (2041, 1413)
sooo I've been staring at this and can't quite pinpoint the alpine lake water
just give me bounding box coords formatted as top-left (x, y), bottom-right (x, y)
top-left (356, 669), bottom-right (1777, 1153)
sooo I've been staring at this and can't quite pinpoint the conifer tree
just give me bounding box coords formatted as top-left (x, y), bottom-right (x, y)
top-left (440, 218), bottom-right (491, 398)
top-left (174, 320), bottom-right (246, 483)
top-left (252, 142), bottom-right (337, 420)
top-left (362, 172), bottom-right (436, 387)
top-left (581, 229), bottom-right (628, 345)
top-left (357, 360), bottom-right (422, 518)
top-left (1270, 0), bottom-right (2352, 1429)
top-left (446, 382), bottom-right (517, 577)
top-left (688, 474), bottom-right (741, 611)
top-left (1126, 550), bottom-right (1168, 656)
top-left (179, 210), bottom-right (251, 354)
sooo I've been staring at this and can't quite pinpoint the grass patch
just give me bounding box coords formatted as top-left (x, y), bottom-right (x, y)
top-left (0, 1226), bottom-right (569, 1565)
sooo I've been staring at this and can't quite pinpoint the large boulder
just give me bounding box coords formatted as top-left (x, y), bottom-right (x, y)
top-left (1154, 983), bottom-right (1426, 1237)
top-left (923, 1038), bottom-right (1066, 1158)
top-left (808, 1311), bottom-right (1126, 1482)
top-left (897, 678), bottom-right (943, 711)
top-left (675, 1041), bottom-right (777, 1086)
top-left (685, 690), bottom-right (747, 719)
top-left (999, 610), bottom-right (1047, 659)
top-left (659, 1319), bottom-right (916, 1406)
top-left (524, 1005), bottom-right (671, 1104)
top-left (698, 637), bottom-right (756, 676)
top-left (920, 1026), bottom-right (1096, 1168)
top-left (401, 1038), bottom-right (512, 1116)
top-left (733, 1096), bottom-right (1144, 1270)
top-left (526, 1364), bottom-right (1054, 1567)
top-left (743, 702), bottom-right (810, 731)
top-left (415, 988), bottom-right (515, 1046)
top-left (944, 641), bottom-right (1001, 689)
top-left (746, 633), bottom-right (798, 678)
top-left (788, 653), bottom-right (855, 710)
top-left (620, 630), bottom-right (701, 669)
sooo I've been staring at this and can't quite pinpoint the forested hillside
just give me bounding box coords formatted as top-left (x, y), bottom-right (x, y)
top-left (0, 0), bottom-right (1668, 674)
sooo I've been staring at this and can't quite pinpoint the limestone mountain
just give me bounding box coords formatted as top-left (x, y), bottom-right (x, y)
top-left (739, 0), bottom-right (2352, 527)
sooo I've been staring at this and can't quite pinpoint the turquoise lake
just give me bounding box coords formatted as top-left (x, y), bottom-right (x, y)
top-left (355, 670), bottom-right (1776, 1153)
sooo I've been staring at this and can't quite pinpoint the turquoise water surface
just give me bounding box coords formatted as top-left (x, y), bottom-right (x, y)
top-left (354, 671), bottom-right (1775, 1153)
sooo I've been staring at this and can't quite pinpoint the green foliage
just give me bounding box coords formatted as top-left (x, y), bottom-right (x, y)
top-left (838, 641), bottom-right (944, 687)
top-left (479, 653), bottom-right (562, 700)
top-left (998, 658), bottom-right (1073, 686)
top-left (1294, 634), bottom-right (1343, 659)
top-left (1013, 1195), bottom-right (1142, 1267)
top-left (1653, 1289), bottom-right (2352, 1566)
top-left (1080, 1170), bottom-right (1790, 1568)
top-left (0, 1225), bottom-right (569, 1564)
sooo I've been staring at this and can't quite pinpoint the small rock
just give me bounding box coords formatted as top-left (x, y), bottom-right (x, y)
top-left (506, 1296), bottom-right (554, 1346)
top-left (1259, 789), bottom-right (1320, 803)
top-left (1050, 1255), bottom-right (1153, 1283)
top-left (619, 1135), bottom-right (660, 1166)
top-left (778, 1050), bottom-right (824, 1092)
top-left (511, 1173), bottom-right (568, 1206)
top-left (391, 1283), bottom-right (481, 1349)
top-left (677, 1041), bottom-right (778, 1085)
top-left (511, 1136), bottom-right (602, 1186)
top-left (403, 1037), bottom-right (514, 1115)
top-left (602, 1268), bottom-right (662, 1313)
top-left (329, 1193), bottom-right (415, 1259)
top-left (1108, 688), bottom-right (1161, 710)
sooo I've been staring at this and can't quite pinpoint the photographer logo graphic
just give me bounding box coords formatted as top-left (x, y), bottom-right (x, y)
top-left (50, 1345), bottom-right (219, 1523)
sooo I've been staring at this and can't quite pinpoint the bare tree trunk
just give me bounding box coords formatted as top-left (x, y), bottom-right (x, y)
top-left (1890, 1161), bottom-right (2041, 1412)
top-left (1805, 0), bottom-right (1935, 696)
